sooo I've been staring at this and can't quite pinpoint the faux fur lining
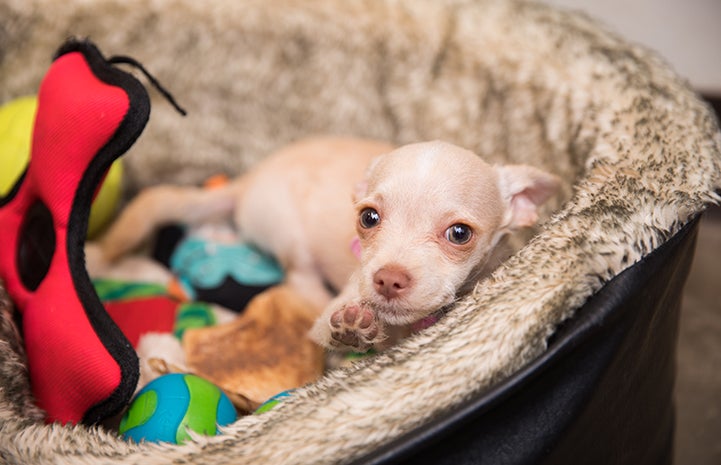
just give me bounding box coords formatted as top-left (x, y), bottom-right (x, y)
top-left (0, 0), bottom-right (719, 463)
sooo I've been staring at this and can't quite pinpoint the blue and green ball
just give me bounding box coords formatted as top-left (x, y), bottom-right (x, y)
top-left (119, 374), bottom-right (237, 444)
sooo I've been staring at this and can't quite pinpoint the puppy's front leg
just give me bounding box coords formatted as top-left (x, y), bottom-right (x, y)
top-left (309, 274), bottom-right (386, 352)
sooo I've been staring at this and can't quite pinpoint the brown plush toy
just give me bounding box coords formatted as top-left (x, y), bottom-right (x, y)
top-left (181, 285), bottom-right (325, 412)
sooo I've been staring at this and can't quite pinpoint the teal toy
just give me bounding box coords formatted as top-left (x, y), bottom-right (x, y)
top-left (119, 374), bottom-right (237, 444)
top-left (154, 224), bottom-right (285, 313)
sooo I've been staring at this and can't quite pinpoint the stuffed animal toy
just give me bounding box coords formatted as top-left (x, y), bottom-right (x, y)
top-left (94, 278), bottom-right (217, 347)
top-left (0, 39), bottom-right (156, 424)
top-left (182, 285), bottom-right (325, 413)
top-left (153, 220), bottom-right (284, 313)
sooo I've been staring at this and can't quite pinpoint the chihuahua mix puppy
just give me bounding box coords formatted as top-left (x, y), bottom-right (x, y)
top-left (97, 137), bottom-right (559, 352)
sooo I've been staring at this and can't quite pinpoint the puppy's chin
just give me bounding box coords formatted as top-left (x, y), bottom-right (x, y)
top-left (367, 292), bottom-right (454, 326)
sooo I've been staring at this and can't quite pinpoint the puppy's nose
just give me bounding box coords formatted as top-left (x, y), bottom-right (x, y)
top-left (373, 265), bottom-right (412, 299)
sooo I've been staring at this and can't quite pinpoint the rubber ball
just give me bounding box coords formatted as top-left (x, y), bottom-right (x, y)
top-left (119, 373), bottom-right (237, 444)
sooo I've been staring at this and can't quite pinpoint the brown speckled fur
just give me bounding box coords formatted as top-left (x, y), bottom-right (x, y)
top-left (0, 0), bottom-right (719, 463)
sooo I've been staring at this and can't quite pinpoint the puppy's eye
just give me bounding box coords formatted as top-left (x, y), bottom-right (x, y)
top-left (445, 224), bottom-right (473, 245)
top-left (359, 208), bottom-right (381, 229)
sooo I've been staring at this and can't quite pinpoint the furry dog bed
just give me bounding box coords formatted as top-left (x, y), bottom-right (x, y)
top-left (0, 0), bottom-right (719, 463)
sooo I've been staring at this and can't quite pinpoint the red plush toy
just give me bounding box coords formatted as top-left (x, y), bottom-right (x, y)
top-left (0, 40), bottom-right (153, 424)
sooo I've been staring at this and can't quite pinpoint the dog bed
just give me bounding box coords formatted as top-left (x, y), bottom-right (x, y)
top-left (0, 0), bottom-right (719, 463)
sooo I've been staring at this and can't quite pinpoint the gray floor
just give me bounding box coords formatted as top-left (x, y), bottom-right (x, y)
top-left (675, 209), bottom-right (721, 465)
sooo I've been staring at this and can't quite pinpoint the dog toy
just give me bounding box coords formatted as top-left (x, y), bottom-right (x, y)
top-left (119, 373), bottom-right (237, 444)
top-left (0, 39), bottom-right (185, 424)
top-left (0, 96), bottom-right (124, 238)
top-left (153, 206), bottom-right (284, 313)
top-left (93, 279), bottom-right (217, 347)
top-left (0, 40), bottom-right (148, 424)
top-left (182, 285), bottom-right (324, 412)
top-left (167, 235), bottom-right (284, 312)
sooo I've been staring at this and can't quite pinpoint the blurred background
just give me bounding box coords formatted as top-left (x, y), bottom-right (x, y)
top-left (545, 2), bottom-right (720, 464)
top-left (545, 0), bottom-right (720, 93)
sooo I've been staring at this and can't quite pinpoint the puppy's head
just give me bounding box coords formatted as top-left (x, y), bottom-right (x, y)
top-left (353, 141), bottom-right (559, 325)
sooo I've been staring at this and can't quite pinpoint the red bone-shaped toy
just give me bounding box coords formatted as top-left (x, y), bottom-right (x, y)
top-left (0, 40), bottom-right (149, 424)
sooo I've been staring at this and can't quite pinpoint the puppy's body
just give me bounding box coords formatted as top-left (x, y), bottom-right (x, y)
top-left (100, 137), bottom-right (392, 310)
top-left (98, 137), bottom-right (559, 352)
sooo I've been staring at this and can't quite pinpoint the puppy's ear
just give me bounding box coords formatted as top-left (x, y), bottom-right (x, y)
top-left (495, 164), bottom-right (560, 230)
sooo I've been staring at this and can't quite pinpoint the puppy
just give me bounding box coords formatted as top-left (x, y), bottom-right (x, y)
top-left (309, 141), bottom-right (560, 351)
top-left (97, 137), bottom-right (559, 352)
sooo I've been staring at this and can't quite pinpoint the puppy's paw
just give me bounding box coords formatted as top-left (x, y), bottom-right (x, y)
top-left (328, 303), bottom-right (384, 352)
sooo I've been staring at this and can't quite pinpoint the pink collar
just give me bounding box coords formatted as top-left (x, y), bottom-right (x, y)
top-left (411, 315), bottom-right (440, 333)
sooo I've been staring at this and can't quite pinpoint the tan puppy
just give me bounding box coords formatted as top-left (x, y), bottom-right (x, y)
top-left (97, 137), bottom-right (559, 352)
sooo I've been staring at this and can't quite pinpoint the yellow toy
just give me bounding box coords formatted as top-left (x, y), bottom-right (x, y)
top-left (0, 95), bottom-right (123, 238)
